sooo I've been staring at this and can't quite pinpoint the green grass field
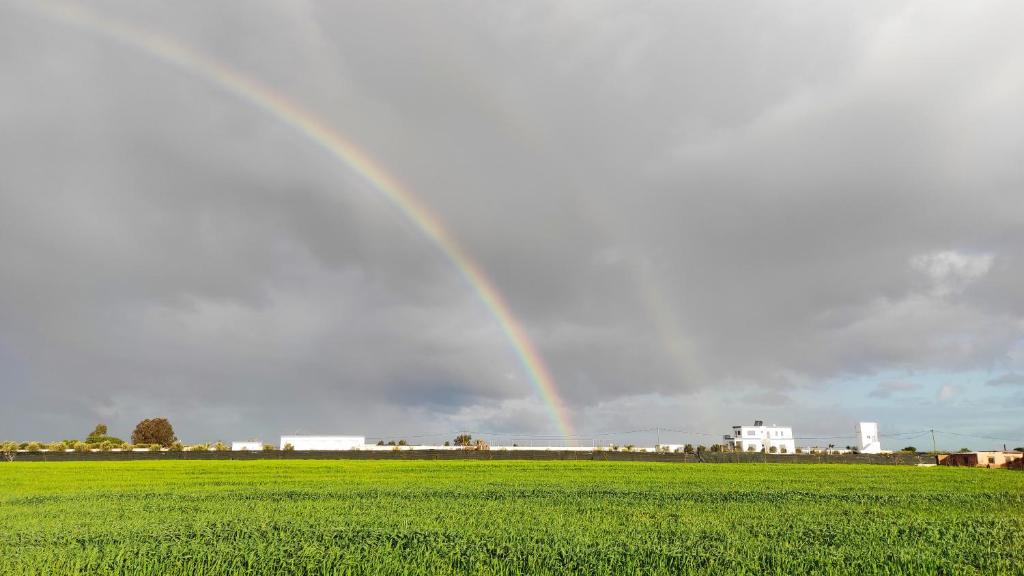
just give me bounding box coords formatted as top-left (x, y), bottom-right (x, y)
top-left (1, 461), bottom-right (1022, 575)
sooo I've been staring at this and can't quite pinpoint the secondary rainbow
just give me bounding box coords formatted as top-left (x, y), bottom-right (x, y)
top-left (25, 1), bottom-right (576, 441)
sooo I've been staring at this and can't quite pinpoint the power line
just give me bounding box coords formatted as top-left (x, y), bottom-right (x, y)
top-left (359, 427), bottom-right (1021, 446)
top-left (935, 430), bottom-right (1024, 444)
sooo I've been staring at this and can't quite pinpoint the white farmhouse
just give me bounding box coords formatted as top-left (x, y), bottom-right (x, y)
top-left (231, 441), bottom-right (263, 451)
top-left (726, 420), bottom-right (796, 454)
top-left (279, 435), bottom-right (365, 451)
top-left (857, 422), bottom-right (881, 454)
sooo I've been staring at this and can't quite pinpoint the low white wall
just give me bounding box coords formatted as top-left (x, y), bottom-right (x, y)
top-left (362, 445), bottom-right (617, 452)
top-left (231, 442), bottom-right (263, 451)
top-left (280, 435), bottom-right (365, 450)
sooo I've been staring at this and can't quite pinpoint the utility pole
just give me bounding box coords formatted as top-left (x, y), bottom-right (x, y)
top-left (930, 429), bottom-right (937, 454)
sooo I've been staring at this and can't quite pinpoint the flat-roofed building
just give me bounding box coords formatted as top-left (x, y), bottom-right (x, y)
top-left (939, 451), bottom-right (1023, 469)
top-left (725, 420), bottom-right (796, 454)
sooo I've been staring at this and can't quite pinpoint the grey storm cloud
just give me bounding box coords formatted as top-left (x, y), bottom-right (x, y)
top-left (2, 0), bottom-right (1023, 445)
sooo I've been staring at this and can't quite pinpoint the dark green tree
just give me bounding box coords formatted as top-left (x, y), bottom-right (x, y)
top-left (86, 423), bottom-right (124, 445)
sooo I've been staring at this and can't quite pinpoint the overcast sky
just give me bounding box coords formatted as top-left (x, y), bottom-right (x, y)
top-left (2, 1), bottom-right (1023, 449)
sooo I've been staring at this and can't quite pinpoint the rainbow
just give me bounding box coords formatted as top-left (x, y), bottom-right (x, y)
top-left (24, 1), bottom-right (575, 441)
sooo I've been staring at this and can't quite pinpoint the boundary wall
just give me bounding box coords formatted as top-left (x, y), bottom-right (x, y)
top-left (9, 450), bottom-right (937, 465)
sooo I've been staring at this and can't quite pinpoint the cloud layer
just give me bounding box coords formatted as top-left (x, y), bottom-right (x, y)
top-left (1, 1), bottom-right (1023, 446)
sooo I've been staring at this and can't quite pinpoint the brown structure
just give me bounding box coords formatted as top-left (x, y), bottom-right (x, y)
top-left (939, 451), bottom-right (1023, 469)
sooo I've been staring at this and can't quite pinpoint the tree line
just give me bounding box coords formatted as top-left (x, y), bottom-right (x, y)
top-left (0, 418), bottom-right (256, 455)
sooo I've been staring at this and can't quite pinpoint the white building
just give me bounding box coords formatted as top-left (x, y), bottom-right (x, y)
top-left (726, 420), bottom-right (796, 454)
top-left (857, 422), bottom-right (881, 454)
top-left (231, 441), bottom-right (263, 451)
top-left (279, 435), bottom-right (365, 451)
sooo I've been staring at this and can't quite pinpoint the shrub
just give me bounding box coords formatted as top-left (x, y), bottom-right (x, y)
top-left (769, 446), bottom-right (778, 454)
top-left (1, 442), bottom-right (18, 462)
top-left (453, 434), bottom-right (472, 447)
top-left (696, 445), bottom-right (707, 454)
top-left (747, 445), bottom-right (756, 452)
top-left (683, 444), bottom-right (694, 454)
top-left (795, 447), bottom-right (803, 454)
top-left (262, 444), bottom-right (276, 451)
top-left (148, 444), bottom-right (163, 452)
top-left (47, 442), bottom-right (65, 452)
top-left (120, 444), bottom-right (135, 452)
top-left (73, 442), bottom-right (90, 453)
top-left (376, 440), bottom-right (385, 446)
top-left (169, 442), bottom-right (184, 452)
top-left (99, 441), bottom-right (114, 452)
top-left (213, 442), bottom-right (229, 452)
top-left (25, 442), bottom-right (43, 454)
top-left (283, 443), bottom-right (295, 451)
top-left (88, 436), bottom-right (125, 445)
top-left (780, 446), bottom-right (788, 454)
top-left (398, 440), bottom-right (408, 446)
top-left (189, 444), bottom-right (209, 452)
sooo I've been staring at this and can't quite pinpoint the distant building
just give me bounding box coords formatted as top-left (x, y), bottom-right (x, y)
top-left (725, 420), bottom-right (796, 454)
top-left (939, 451), bottom-right (1023, 469)
top-left (231, 441), bottom-right (263, 451)
top-left (857, 422), bottom-right (881, 454)
top-left (280, 435), bottom-right (365, 451)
